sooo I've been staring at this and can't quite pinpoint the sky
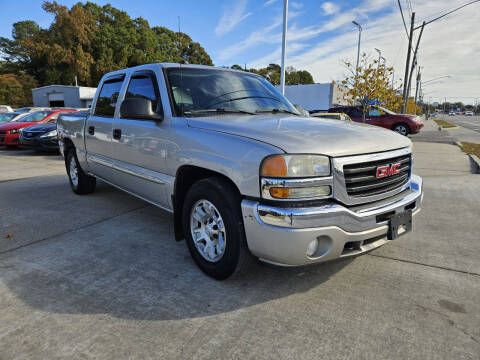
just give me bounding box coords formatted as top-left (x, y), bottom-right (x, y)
top-left (1, 0), bottom-right (479, 104)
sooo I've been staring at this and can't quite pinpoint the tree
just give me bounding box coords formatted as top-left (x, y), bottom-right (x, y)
top-left (0, 1), bottom-right (213, 89)
top-left (237, 63), bottom-right (314, 86)
top-left (340, 53), bottom-right (403, 122)
top-left (0, 73), bottom-right (38, 107)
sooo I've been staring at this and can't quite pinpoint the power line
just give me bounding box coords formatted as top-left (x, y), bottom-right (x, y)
top-left (416, 0), bottom-right (480, 29)
top-left (397, 0), bottom-right (410, 40)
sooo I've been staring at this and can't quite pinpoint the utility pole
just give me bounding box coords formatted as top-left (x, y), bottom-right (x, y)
top-left (375, 48), bottom-right (382, 70)
top-left (352, 21), bottom-right (362, 79)
top-left (414, 69), bottom-right (421, 115)
top-left (406, 22), bottom-right (425, 111)
top-left (402, 12), bottom-right (415, 113)
top-left (280, 0), bottom-right (288, 95)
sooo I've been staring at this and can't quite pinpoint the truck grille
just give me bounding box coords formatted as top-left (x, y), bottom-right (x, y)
top-left (343, 154), bottom-right (411, 197)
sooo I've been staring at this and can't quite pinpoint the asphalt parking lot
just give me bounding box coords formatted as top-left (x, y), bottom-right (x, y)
top-left (1, 143), bottom-right (479, 359)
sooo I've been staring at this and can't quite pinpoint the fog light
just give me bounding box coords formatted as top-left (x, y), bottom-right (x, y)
top-left (306, 239), bottom-right (319, 257)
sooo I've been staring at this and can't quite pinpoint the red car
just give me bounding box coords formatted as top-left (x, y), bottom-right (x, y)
top-left (328, 106), bottom-right (424, 136)
top-left (0, 109), bottom-right (77, 147)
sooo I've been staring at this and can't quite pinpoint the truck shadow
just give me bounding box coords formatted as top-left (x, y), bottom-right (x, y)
top-left (0, 188), bottom-right (353, 321)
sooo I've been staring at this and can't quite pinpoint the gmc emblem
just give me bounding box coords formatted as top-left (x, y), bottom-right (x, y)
top-left (376, 163), bottom-right (401, 178)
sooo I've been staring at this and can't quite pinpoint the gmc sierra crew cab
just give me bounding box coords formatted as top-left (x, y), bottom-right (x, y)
top-left (57, 63), bottom-right (423, 279)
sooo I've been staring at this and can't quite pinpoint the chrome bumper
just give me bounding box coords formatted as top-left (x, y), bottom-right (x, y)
top-left (241, 174), bottom-right (423, 266)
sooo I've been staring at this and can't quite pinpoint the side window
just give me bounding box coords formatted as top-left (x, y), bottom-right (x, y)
top-left (94, 79), bottom-right (124, 117)
top-left (124, 73), bottom-right (161, 115)
top-left (368, 108), bottom-right (382, 117)
top-left (348, 108), bottom-right (362, 117)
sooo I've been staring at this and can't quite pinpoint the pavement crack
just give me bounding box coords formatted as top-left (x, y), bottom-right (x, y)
top-left (367, 253), bottom-right (480, 277)
top-left (0, 205), bottom-right (151, 256)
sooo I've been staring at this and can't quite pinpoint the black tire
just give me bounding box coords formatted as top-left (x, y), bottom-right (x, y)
top-left (66, 147), bottom-right (96, 195)
top-left (182, 177), bottom-right (252, 280)
top-left (392, 123), bottom-right (410, 136)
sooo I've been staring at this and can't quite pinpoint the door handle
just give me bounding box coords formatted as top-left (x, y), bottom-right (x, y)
top-left (88, 126), bottom-right (95, 135)
top-left (113, 128), bottom-right (122, 140)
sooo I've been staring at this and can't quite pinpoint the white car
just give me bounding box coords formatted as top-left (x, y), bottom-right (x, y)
top-left (0, 105), bottom-right (13, 113)
top-left (465, 111), bottom-right (474, 116)
top-left (449, 111), bottom-right (455, 116)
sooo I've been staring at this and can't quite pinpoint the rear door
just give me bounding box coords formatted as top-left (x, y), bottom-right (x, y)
top-left (85, 75), bottom-right (125, 181)
top-left (110, 70), bottom-right (171, 209)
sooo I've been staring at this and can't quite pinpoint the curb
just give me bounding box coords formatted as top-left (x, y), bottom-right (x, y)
top-left (453, 141), bottom-right (480, 174)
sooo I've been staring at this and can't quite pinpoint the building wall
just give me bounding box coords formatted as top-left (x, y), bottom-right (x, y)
top-left (32, 86), bottom-right (96, 108)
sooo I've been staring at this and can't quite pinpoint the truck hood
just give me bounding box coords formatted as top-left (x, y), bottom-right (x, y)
top-left (187, 115), bottom-right (411, 157)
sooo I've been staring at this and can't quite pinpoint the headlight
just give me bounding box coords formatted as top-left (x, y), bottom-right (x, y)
top-left (261, 154), bottom-right (330, 178)
top-left (40, 130), bottom-right (58, 138)
top-left (260, 154), bottom-right (332, 200)
top-left (9, 128), bottom-right (22, 134)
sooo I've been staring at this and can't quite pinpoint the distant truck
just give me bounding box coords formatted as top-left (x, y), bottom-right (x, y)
top-left (280, 83), bottom-right (349, 113)
top-left (57, 63), bottom-right (422, 279)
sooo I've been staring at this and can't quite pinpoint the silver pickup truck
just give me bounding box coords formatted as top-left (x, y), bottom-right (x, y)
top-left (57, 63), bottom-right (423, 279)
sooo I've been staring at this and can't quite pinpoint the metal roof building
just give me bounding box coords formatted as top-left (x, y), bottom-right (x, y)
top-left (32, 85), bottom-right (97, 109)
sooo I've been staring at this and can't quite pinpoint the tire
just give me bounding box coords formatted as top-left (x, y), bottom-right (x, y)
top-left (66, 147), bottom-right (96, 195)
top-left (182, 177), bottom-right (252, 280)
top-left (392, 123), bottom-right (409, 136)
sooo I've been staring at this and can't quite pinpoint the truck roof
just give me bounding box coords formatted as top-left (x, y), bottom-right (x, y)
top-left (101, 62), bottom-right (257, 80)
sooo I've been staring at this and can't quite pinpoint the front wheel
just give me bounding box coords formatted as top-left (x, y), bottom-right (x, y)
top-left (66, 148), bottom-right (96, 195)
top-left (182, 177), bottom-right (252, 280)
top-left (392, 124), bottom-right (409, 136)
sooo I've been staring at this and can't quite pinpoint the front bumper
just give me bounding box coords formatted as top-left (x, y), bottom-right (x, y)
top-left (20, 134), bottom-right (59, 150)
top-left (0, 133), bottom-right (21, 145)
top-left (241, 174), bottom-right (423, 266)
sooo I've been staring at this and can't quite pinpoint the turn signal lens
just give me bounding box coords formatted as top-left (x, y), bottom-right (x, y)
top-left (269, 187), bottom-right (290, 198)
top-left (262, 155), bottom-right (287, 177)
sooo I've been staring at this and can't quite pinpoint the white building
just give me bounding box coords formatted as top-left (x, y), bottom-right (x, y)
top-left (32, 85), bottom-right (97, 108)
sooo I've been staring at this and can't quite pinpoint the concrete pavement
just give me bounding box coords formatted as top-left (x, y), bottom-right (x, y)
top-left (0, 142), bottom-right (479, 360)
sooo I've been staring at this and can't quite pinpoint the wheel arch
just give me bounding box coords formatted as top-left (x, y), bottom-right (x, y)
top-left (173, 165), bottom-right (242, 241)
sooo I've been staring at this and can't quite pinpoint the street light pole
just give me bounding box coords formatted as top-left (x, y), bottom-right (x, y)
top-left (375, 48), bottom-right (382, 70)
top-left (280, 0), bottom-right (288, 95)
top-left (352, 21), bottom-right (362, 78)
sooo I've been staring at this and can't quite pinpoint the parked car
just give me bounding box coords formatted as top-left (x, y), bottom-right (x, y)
top-left (311, 112), bottom-right (352, 121)
top-left (0, 112), bottom-right (28, 124)
top-left (14, 107), bottom-right (51, 114)
top-left (20, 111), bottom-right (88, 151)
top-left (0, 105), bottom-right (14, 113)
top-left (58, 63), bottom-right (422, 279)
top-left (0, 109), bottom-right (77, 147)
top-left (449, 111), bottom-right (455, 116)
top-left (465, 111), bottom-right (474, 116)
top-left (329, 105), bottom-right (424, 136)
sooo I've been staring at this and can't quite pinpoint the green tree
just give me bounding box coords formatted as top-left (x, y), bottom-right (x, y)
top-left (0, 73), bottom-right (38, 107)
top-left (340, 53), bottom-right (403, 122)
top-left (0, 1), bottom-right (214, 89)
top-left (242, 63), bottom-right (314, 86)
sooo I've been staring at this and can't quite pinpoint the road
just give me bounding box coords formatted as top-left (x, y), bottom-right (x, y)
top-left (0, 145), bottom-right (479, 360)
top-left (437, 114), bottom-right (480, 133)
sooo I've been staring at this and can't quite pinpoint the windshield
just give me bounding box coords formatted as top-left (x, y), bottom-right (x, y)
top-left (165, 68), bottom-right (299, 117)
top-left (0, 113), bottom-right (18, 123)
top-left (378, 106), bottom-right (397, 115)
top-left (17, 111), bottom-right (52, 122)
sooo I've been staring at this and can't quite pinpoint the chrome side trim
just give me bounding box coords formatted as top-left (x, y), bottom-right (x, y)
top-left (261, 176), bottom-right (333, 201)
top-left (332, 147), bottom-right (412, 206)
top-left (112, 159), bottom-right (166, 185)
top-left (86, 152), bottom-right (113, 167)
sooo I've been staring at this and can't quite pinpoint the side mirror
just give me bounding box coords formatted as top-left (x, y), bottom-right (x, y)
top-left (120, 98), bottom-right (163, 121)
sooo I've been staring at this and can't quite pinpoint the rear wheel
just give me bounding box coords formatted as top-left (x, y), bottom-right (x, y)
top-left (392, 123), bottom-right (409, 136)
top-left (66, 148), bottom-right (96, 195)
top-left (182, 177), bottom-right (252, 280)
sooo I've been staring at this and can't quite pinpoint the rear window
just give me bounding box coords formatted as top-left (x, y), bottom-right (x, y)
top-left (94, 78), bottom-right (124, 117)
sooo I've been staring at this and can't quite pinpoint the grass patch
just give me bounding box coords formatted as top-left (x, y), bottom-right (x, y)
top-left (434, 119), bottom-right (457, 128)
top-left (460, 142), bottom-right (480, 158)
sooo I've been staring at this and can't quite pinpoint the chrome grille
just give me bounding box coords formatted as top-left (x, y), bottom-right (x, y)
top-left (343, 154), bottom-right (411, 197)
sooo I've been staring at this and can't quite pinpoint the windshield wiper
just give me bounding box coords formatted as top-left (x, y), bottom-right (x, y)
top-left (255, 108), bottom-right (299, 116)
top-left (184, 108), bottom-right (256, 116)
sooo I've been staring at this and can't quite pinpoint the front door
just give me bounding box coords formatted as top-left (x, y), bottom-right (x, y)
top-left (85, 76), bottom-right (125, 181)
top-left (111, 70), bottom-right (171, 209)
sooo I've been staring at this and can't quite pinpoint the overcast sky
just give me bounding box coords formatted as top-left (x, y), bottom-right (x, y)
top-left (1, 0), bottom-right (479, 104)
